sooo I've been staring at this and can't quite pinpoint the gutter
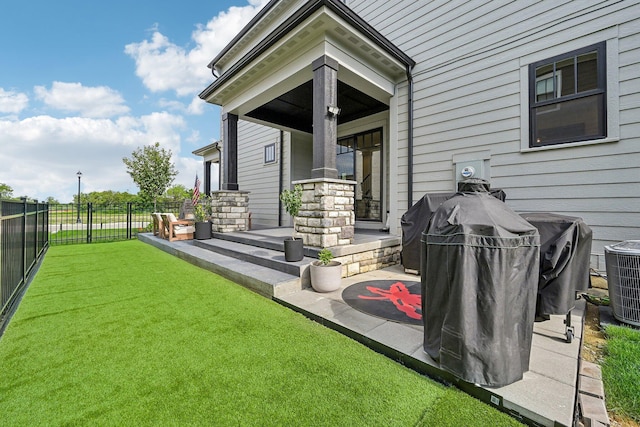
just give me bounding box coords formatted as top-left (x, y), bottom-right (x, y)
top-left (406, 65), bottom-right (414, 210)
top-left (278, 130), bottom-right (284, 226)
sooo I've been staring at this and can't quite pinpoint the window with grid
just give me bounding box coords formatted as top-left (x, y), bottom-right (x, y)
top-left (529, 42), bottom-right (606, 147)
top-left (264, 143), bottom-right (276, 164)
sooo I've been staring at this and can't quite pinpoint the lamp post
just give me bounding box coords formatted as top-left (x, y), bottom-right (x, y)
top-left (76, 171), bottom-right (82, 224)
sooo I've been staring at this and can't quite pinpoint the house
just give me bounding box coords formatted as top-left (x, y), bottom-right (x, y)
top-left (197, 0), bottom-right (640, 270)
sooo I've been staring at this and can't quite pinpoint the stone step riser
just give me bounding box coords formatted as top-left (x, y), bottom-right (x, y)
top-left (193, 238), bottom-right (313, 277)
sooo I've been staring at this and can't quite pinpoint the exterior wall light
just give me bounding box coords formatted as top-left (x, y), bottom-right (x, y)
top-left (327, 105), bottom-right (341, 117)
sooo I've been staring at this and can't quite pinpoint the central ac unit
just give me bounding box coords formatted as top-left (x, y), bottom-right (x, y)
top-left (605, 240), bottom-right (640, 327)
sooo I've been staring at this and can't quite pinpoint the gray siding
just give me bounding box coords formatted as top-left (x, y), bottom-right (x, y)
top-left (351, 0), bottom-right (640, 265)
top-left (237, 120), bottom-right (282, 228)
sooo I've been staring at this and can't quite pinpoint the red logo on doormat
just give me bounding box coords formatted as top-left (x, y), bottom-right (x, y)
top-left (358, 281), bottom-right (422, 320)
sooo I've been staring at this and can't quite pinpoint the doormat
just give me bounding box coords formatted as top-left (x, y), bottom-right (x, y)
top-left (341, 280), bottom-right (422, 326)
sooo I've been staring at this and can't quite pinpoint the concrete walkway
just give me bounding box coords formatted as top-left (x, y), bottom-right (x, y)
top-left (276, 264), bottom-right (584, 427)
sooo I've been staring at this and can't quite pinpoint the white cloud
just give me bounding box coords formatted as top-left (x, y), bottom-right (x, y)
top-left (34, 82), bottom-right (130, 118)
top-left (0, 112), bottom-right (198, 203)
top-left (186, 130), bottom-right (201, 143)
top-left (158, 98), bottom-right (187, 111)
top-left (0, 88), bottom-right (29, 114)
top-left (156, 96), bottom-right (205, 115)
top-left (125, 0), bottom-right (270, 97)
top-left (187, 97), bottom-right (205, 115)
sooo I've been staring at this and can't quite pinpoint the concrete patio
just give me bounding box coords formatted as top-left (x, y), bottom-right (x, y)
top-left (138, 230), bottom-right (594, 427)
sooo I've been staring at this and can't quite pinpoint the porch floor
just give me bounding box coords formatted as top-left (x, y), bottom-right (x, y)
top-left (139, 229), bottom-right (586, 427)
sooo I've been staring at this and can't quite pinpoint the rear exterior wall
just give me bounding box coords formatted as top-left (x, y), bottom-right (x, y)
top-left (350, 0), bottom-right (640, 268)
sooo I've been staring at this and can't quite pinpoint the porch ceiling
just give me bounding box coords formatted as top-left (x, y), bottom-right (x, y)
top-left (246, 80), bottom-right (388, 133)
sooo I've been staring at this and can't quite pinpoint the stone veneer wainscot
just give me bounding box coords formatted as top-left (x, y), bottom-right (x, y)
top-left (294, 178), bottom-right (356, 248)
top-left (210, 190), bottom-right (250, 233)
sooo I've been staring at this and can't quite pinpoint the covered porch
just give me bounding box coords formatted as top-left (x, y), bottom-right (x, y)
top-left (198, 0), bottom-right (414, 241)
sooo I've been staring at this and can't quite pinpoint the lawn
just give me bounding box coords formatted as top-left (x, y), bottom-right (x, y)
top-left (49, 228), bottom-right (142, 244)
top-left (0, 240), bottom-right (521, 426)
top-left (601, 323), bottom-right (640, 423)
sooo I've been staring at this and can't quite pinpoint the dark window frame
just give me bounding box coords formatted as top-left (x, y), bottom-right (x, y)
top-left (264, 142), bottom-right (276, 164)
top-left (529, 42), bottom-right (607, 147)
top-left (337, 127), bottom-right (384, 222)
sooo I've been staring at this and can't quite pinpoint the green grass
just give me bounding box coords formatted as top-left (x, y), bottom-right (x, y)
top-left (601, 324), bottom-right (640, 422)
top-left (50, 229), bottom-right (140, 244)
top-left (0, 241), bottom-right (521, 426)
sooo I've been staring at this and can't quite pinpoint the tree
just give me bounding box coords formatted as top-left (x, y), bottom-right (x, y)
top-left (123, 142), bottom-right (178, 210)
top-left (165, 184), bottom-right (190, 202)
top-left (0, 183), bottom-right (13, 199)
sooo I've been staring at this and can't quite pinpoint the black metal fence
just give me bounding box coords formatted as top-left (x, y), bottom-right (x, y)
top-left (48, 202), bottom-right (183, 245)
top-left (1, 199), bottom-right (49, 325)
top-left (1, 200), bottom-right (185, 328)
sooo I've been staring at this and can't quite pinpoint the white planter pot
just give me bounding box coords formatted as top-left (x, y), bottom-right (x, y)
top-left (310, 261), bottom-right (342, 292)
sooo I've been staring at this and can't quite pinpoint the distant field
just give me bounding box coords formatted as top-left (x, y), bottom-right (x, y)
top-left (45, 203), bottom-right (176, 244)
top-left (49, 211), bottom-right (150, 225)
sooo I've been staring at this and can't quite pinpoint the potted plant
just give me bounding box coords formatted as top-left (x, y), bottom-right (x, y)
top-left (280, 184), bottom-right (304, 262)
top-left (193, 195), bottom-right (212, 240)
top-left (310, 248), bottom-right (342, 292)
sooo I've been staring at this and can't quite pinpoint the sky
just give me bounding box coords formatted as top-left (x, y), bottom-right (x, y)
top-left (0, 0), bottom-right (270, 202)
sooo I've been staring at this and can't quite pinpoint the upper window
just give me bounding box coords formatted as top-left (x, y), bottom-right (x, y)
top-left (529, 42), bottom-right (606, 147)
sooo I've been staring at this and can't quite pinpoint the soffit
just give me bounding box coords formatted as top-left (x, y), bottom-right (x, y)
top-left (192, 141), bottom-right (221, 157)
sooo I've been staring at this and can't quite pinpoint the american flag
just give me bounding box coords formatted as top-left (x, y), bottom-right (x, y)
top-left (192, 174), bottom-right (201, 206)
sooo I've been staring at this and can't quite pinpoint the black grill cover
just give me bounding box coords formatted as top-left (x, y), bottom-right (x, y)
top-left (520, 213), bottom-right (592, 318)
top-left (421, 179), bottom-right (539, 386)
top-left (402, 188), bottom-right (506, 272)
top-left (401, 193), bottom-right (452, 271)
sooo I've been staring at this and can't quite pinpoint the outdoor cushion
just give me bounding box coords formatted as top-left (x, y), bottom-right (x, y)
top-left (161, 213), bottom-right (195, 242)
top-left (174, 225), bottom-right (195, 235)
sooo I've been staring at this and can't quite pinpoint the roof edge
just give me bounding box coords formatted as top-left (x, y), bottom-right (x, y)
top-left (207, 0), bottom-right (280, 69)
top-left (200, 0), bottom-right (415, 100)
top-left (192, 141), bottom-right (221, 156)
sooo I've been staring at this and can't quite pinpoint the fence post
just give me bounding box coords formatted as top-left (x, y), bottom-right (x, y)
top-left (127, 203), bottom-right (132, 239)
top-left (22, 197), bottom-right (27, 287)
top-left (0, 201), bottom-right (3, 302)
top-left (33, 200), bottom-right (38, 262)
top-left (87, 203), bottom-right (92, 244)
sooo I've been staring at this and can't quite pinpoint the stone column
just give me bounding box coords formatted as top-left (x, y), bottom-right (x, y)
top-left (311, 55), bottom-right (339, 180)
top-left (210, 190), bottom-right (250, 233)
top-left (222, 113), bottom-right (239, 191)
top-left (294, 178), bottom-right (355, 248)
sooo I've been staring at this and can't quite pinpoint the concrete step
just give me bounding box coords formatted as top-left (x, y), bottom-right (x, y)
top-left (211, 230), bottom-right (322, 258)
top-left (193, 237), bottom-right (315, 277)
top-left (139, 234), bottom-right (307, 298)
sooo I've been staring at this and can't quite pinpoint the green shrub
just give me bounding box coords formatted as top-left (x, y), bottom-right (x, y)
top-left (317, 248), bottom-right (334, 265)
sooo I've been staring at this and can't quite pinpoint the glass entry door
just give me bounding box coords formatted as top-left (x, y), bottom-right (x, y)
top-left (336, 128), bottom-right (382, 221)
